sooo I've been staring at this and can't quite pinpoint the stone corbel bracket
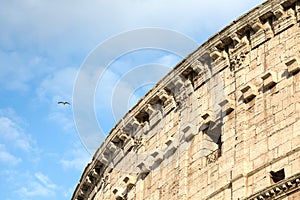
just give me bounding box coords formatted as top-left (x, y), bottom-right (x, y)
top-left (180, 123), bottom-right (198, 141)
top-left (272, 4), bottom-right (297, 35)
top-left (106, 141), bottom-right (126, 167)
top-left (250, 18), bottom-right (274, 49)
top-left (127, 117), bottom-right (149, 139)
top-left (118, 132), bottom-right (130, 141)
top-left (163, 96), bottom-right (176, 115)
top-left (134, 120), bottom-right (149, 138)
top-left (156, 89), bottom-right (176, 114)
top-left (180, 59), bottom-right (210, 91)
top-left (122, 175), bottom-right (137, 188)
top-left (165, 74), bottom-right (191, 107)
top-left (261, 71), bottom-right (278, 89)
top-left (123, 137), bottom-right (135, 152)
top-left (150, 150), bottom-right (164, 167)
top-left (91, 168), bottom-right (100, 179)
top-left (210, 45), bottom-right (230, 75)
top-left (85, 176), bottom-right (93, 187)
top-left (112, 186), bottom-right (125, 200)
top-left (107, 141), bottom-right (118, 153)
top-left (240, 84), bottom-right (258, 103)
top-left (144, 103), bottom-right (162, 129)
top-left (98, 153), bottom-right (109, 166)
top-left (122, 118), bottom-right (140, 137)
top-left (137, 159), bottom-right (151, 174)
top-left (164, 136), bottom-right (179, 157)
top-left (285, 57), bottom-right (300, 74)
top-left (200, 110), bottom-right (216, 131)
top-left (165, 75), bottom-right (185, 95)
top-left (229, 32), bottom-right (250, 56)
top-left (111, 131), bottom-right (134, 153)
top-left (219, 97), bottom-right (235, 116)
top-left (186, 77), bottom-right (195, 96)
top-left (192, 61), bottom-right (211, 89)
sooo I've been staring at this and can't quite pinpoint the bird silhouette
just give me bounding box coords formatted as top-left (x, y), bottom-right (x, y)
top-left (57, 101), bottom-right (70, 105)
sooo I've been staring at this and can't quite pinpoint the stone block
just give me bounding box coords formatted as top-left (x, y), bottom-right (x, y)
top-left (185, 80), bottom-right (194, 95)
top-left (112, 187), bottom-right (125, 199)
top-left (166, 76), bottom-right (184, 93)
top-left (250, 20), bottom-right (273, 49)
top-left (285, 57), bottom-right (300, 74)
top-left (278, 140), bottom-right (292, 157)
top-left (151, 150), bottom-right (164, 166)
top-left (297, 1), bottom-right (300, 22)
top-left (149, 110), bottom-right (162, 128)
top-left (112, 149), bottom-right (124, 165)
top-left (261, 71), bottom-right (278, 89)
top-left (145, 104), bottom-right (155, 116)
top-left (156, 90), bottom-right (169, 102)
top-left (164, 98), bottom-right (176, 114)
top-left (164, 137), bottom-right (179, 157)
top-left (119, 132), bottom-right (130, 141)
top-left (180, 123), bottom-right (197, 141)
top-left (273, 6), bottom-right (297, 35)
top-left (99, 154), bottom-right (109, 165)
top-left (107, 141), bottom-right (117, 152)
top-left (241, 84), bottom-right (257, 102)
top-left (91, 169), bottom-right (100, 178)
top-left (200, 110), bottom-right (215, 129)
top-left (124, 137), bottom-right (135, 152)
top-left (85, 176), bottom-right (92, 186)
top-left (219, 98), bottom-right (234, 116)
top-left (71, 1), bottom-right (300, 200)
top-left (137, 160), bottom-right (151, 173)
top-left (122, 175), bottom-right (137, 187)
top-left (210, 49), bottom-right (230, 75)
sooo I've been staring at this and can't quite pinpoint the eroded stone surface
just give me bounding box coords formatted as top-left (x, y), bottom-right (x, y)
top-left (72, 0), bottom-right (300, 199)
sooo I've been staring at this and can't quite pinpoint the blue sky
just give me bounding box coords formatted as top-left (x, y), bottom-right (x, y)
top-left (0, 0), bottom-right (264, 199)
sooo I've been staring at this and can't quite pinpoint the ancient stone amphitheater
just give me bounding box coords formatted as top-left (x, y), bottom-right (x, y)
top-left (72, 0), bottom-right (300, 199)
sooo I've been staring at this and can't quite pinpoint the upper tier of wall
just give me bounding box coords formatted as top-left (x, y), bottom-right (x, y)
top-left (72, 0), bottom-right (300, 199)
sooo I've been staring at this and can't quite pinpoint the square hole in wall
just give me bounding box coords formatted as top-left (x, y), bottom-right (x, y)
top-left (270, 168), bottom-right (285, 184)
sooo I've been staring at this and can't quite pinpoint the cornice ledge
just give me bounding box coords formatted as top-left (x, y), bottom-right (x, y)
top-left (243, 172), bottom-right (300, 200)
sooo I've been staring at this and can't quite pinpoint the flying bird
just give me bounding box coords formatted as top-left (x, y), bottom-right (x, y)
top-left (57, 101), bottom-right (70, 105)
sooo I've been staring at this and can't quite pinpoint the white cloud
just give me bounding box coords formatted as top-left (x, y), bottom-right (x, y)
top-left (35, 172), bottom-right (57, 190)
top-left (0, 0), bottom-right (265, 94)
top-left (0, 109), bottom-right (35, 152)
top-left (0, 144), bottom-right (22, 166)
top-left (157, 54), bottom-right (182, 67)
top-left (60, 145), bottom-right (90, 171)
top-left (37, 67), bottom-right (78, 131)
top-left (0, 0), bottom-right (265, 41)
top-left (48, 111), bottom-right (74, 132)
top-left (38, 67), bottom-right (77, 102)
top-left (17, 172), bottom-right (57, 198)
top-left (0, 50), bottom-right (49, 92)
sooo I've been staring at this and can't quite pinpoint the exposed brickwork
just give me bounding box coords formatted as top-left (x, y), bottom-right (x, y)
top-left (72, 0), bottom-right (300, 199)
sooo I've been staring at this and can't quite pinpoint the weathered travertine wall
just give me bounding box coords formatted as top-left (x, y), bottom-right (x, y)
top-left (72, 0), bottom-right (300, 199)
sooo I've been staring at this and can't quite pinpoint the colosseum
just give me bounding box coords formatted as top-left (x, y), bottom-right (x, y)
top-left (72, 0), bottom-right (300, 199)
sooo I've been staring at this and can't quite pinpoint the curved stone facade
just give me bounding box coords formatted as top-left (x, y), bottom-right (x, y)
top-left (72, 0), bottom-right (300, 199)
